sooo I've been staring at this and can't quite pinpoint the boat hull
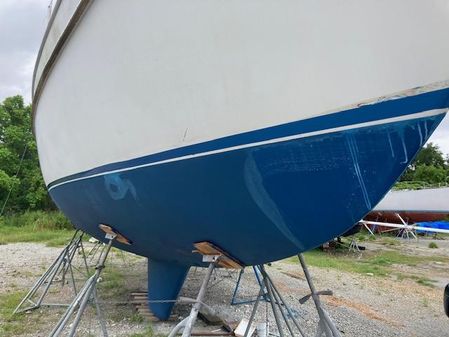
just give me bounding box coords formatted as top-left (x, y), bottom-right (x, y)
top-left (49, 111), bottom-right (446, 266)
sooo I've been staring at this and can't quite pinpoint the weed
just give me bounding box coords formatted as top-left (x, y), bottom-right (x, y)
top-left (130, 312), bottom-right (145, 323)
top-left (416, 277), bottom-right (437, 288)
top-left (98, 266), bottom-right (127, 297)
top-left (428, 242), bottom-right (438, 249)
top-left (131, 324), bottom-right (166, 337)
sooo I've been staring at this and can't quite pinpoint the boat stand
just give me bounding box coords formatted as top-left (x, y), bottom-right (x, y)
top-left (297, 254), bottom-right (341, 337)
top-left (399, 226), bottom-right (417, 240)
top-left (168, 261), bottom-right (217, 337)
top-left (48, 224), bottom-right (131, 337)
top-left (13, 230), bottom-right (89, 314)
top-left (168, 242), bottom-right (243, 337)
top-left (243, 255), bottom-right (341, 337)
top-left (394, 213), bottom-right (417, 240)
top-left (242, 264), bottom-right (307, 337)
top-left (360, 222), bottom-right (375, 236)
top-left (86, 238), bottom-right (104, 263)
top-left (348, 238), bottom-right (360, 253)
top-left (231, 266), bottom-right (269, 305)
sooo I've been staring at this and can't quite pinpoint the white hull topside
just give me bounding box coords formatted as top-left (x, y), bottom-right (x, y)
top-left (34, 0), bottom-right (449, 185)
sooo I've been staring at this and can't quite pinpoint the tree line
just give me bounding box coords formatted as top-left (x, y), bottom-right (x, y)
top-left (0, 95), bottom-right (448, 214)
top-left (0, 95), bottom-right (53, 214)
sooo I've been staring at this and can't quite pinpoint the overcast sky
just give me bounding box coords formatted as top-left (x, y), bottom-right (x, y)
top-left (0, 0), bottom-right (48, 102)
top-left (0, 0), bottom-right (448, 155)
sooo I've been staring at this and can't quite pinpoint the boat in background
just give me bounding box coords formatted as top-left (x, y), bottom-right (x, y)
top-left (366, 187), bottom-right (449, 228)
top-left (33, 1), bottom-right (449, 319)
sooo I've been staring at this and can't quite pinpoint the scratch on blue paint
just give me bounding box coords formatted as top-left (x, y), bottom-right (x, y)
top-left (347, 134), bottom-right (372, 210)
top-left (424, 121), bottom-right (429, 140)
top-left (398, 130), bottom-right (409, 164)
top-left (387, 133), bottom-right (395, 158)
top-left (417, 124), bottom-right (423, 146)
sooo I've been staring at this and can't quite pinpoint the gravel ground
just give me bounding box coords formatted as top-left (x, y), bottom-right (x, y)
top-left (1, 238), bottom-right (449, 337)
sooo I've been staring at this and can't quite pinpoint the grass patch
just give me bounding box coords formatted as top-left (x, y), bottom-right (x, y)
top-left (285, 249), bottom-right (449, 277)
top-left (286, 250), bottom-right (389, 276)
top-left (0, 225), bottom-right (74, 246)
top-left (415, 277), bottom-right (437, 288)
top-left (399, 274), bottom-right (437, 287)
top-left (0, 211), bottom-right (75, 246)
top-left (0, 291), bottom-right (27, 336)
top-left (0, 211), bottom-right (72, 229)
top-left (372, 251), bottom-right (418, 266)
top-left (377, 237), bottom-right (401, 246)
top-left (98, 265), bottom-right (128, 297)
top-left (354, 231), bottom-right (376, 242)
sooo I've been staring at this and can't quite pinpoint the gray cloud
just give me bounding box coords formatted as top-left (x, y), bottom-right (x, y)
top-left (0, 0), bottom-right (448, 155)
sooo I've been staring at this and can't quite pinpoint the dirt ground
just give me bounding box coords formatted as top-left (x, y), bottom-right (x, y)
top-left (1, 237), bottom-right (449, 337)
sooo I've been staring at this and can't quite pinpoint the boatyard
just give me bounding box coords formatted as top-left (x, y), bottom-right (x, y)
top-left (3, 1), bottom-right (449, 336)
top-left (1, 234), bottom-right (449, 337)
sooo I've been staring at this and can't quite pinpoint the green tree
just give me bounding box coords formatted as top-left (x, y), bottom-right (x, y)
top-left (413, 165), bottom-right (448, 184)
top-left (413, 142), bottom-right (445, 168)
top-left (400, 143), bottom-right (448, 183)
top-left (0, 95), bottom-right (53, 214)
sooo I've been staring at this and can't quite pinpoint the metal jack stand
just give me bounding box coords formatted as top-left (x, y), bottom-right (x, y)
top-left (243, 264), bottom-right (308, 337)
top-left (169, 260), bottom-right (217, 337)
top-left (231, 266), bottom-right (269, 305)
top-left (87, 239), bottom-right (104, 263)
top-left (49, 224), bottom-right (131, 337)
top-left (348, 238), bottom-right (360, 253)
top-left (399, 226), bottom-right (417, 240)
top-left (243, 257), bottom-right (341, 337)
top-left (14, 230), bottom-right (89, 314)
top-left (396, 213), bottom-right (417, 240)
top-left (298, 254), bottom-right (341, 337)
top-left (168, 241), bottom-right (243, 337)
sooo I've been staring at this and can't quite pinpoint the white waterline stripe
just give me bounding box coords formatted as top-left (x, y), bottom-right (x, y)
top-left (48, 108), bottom-right (447, 191)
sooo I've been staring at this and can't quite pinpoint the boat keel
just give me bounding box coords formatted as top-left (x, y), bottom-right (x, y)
top-left (147, 259), bottom-right (189, 320)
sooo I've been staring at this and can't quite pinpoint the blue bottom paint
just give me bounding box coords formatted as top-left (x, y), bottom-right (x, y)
top-left (147, 259), bottom-right (189, 320)
top-left (49, 114), bottom-right (445, 320)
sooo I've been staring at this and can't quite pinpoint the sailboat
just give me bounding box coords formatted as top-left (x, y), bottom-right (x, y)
top-left (33, 0), bottom-right (449, 319)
